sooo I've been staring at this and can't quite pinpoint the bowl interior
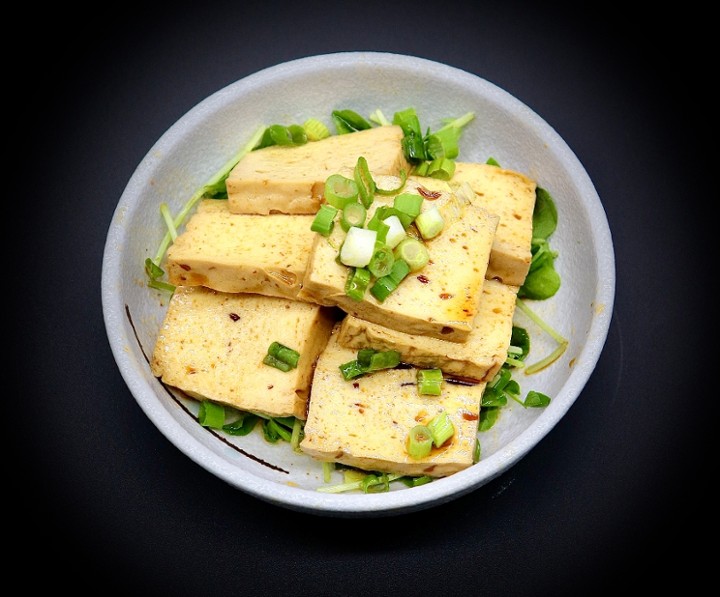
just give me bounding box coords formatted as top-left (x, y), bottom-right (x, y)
top-left (102, 52), bottom-right (614, 516)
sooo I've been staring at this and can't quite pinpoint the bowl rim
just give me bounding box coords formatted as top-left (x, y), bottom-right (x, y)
top-left (102, 51), bottom-right (615, 516)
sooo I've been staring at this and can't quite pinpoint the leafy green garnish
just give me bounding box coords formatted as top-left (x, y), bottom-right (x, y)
top-left (519, 187), bottom-right (561, 300)
top-left (332, 109), bottom-right (372, 134)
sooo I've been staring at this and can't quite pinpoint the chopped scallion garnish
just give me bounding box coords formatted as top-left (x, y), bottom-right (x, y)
top-left (375, 169), bottom-right (408, 196)
top-left (338, 348), bottom-right (401, 380)
top-left (339, 226), bottom-right (377, 268)
top-left (310, 204), bottom-right (338, 237)
top-left (332, 109), bottom-right (372, 134)
top-left (263, 341), bottom-right (300, 372)
top-left (367, 243), bottom-right (395, 278)
top-left (427, 411), bottom-right (454, 447)
top-left (303, 118), bottom-right (331, 141)
top-left (370, 259), bottom-right (410, 302)
top-left (407, 425), bottom-right (433, 459)
top-left (394, 237), bottom-right (429, 272)
top-left (340, 202), bottom-right (366, 232)
top-left (415, 206), bottom-right (445, 239)
top-left (344, 267), bottom-right (371, 302)
top-left (324, 174), bottom-right (359, 209)
top-left (417, 368), bottom-right (443, 396)
top-left (382, 215), bottom-right (406, 249)
top-left (354, 156), bottom-right (376, 209)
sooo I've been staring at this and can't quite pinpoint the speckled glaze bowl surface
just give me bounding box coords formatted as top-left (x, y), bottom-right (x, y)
top-left (101, 52), bottom-right (615, 517)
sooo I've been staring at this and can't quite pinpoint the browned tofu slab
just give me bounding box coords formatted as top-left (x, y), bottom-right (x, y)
top-left (150, 286), bottom-right (336, 419)
top-left (451, 163), bottom-right (537, 286)
top-left (299, 185), bottom-right (499, 343)
top-left (165, 200), bottom-right (314, 299)
top-left (337, 279), bottom-right (518, 382)
top-left (300, 328), bottom-right (486, 477)
top-left (226, 125), bottom-right (410, 215)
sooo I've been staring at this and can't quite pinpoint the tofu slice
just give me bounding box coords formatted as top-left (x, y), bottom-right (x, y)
top-left (226, 125), bottom-right (410, 215)
top-left (165, 200), bottom-right (314, 299)
top-left (150, 286), bottom-right (336, 419)
top-left (299, 182), bottom-right (499, 343)
top-left (451, 163), bottom-right (537, 286)
top-left (300, 328), bottom-right (486, 477)
top-left (336, 279), bottom-right (518, 382)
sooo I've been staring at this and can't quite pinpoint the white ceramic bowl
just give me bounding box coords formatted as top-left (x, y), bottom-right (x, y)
top-left (101, 52), bottom-right (614, 517)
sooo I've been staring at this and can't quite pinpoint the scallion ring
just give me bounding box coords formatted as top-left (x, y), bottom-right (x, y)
top-left (394, 237), bottom-right (429, 271)
top-left (324, 174), bottom-right (359, 209)
top-left (340, 202), bottom-right (367, 232)
top-left (407, 425), bottom-right (433, 459)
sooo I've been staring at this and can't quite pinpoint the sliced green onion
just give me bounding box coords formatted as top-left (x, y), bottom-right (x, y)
top-left (382, 215), bottom-right (406, 249)
top-left (339, 349), bottom-right (401, 380)
top-left (375, 168), bottom-right (408, 196)
top-left (345, 267), bottom-right (371, 301)
top-left (423, 157), bottom-right (456, 180)
top-left (310, 204), bottom-right (338, 236)
top-left (417, 368), bottom-right (443, 396)
top-left (354, 156), bottom-right (376, 209)
top-left (340, 226), bottom-right (377, 267)
top-left (369, 259), bottom-right (410, 302)
top-left (486, 157), bottom-right (501, 167)
top-left (340, 202), bottom-right (366, 231)
top-left (338, 359), bottom-right (368, 380)
top-left (393, 193), bottom-right (424, 220)
top-left (198, 400), bottom-right (225, 429)
top-left (369, 276), bottom-right (398, 303)
top-left (303, 118), bottom-right (331, 141)
top-left (389, 258), bottom-right (411, 283)
top-left (356, 348), bottom-right (377, 368)
top-left (427, 411), bottom-right (455, 447)
top-left (425, 126), bottom-right (460, 160)
top-left (394, 237), bottom-right (429, 272)
top-left (324, 174), bottom-right (359, 209)
top-left (332, 109), bottom-right (372, 134)
top-left (407, 425), bottom-right (433, 459)
top-left (368, 350), bottom-right (401, 371)
top-left (262, 354), bottom-right (292, 372)
top-left (368, 243), bottom-right (395, 278)
top-left (415, 206), bottom-right (445, 239)
top-left (393, 108), bottom-right (427, 162)
top-left (288, 124), bottom-right (307, 145)
top-left (267, 341), bottom-right (300, 369)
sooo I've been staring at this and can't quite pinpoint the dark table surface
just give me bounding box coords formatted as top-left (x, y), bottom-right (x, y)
top-left (16, 3), bottom-right (711, 594)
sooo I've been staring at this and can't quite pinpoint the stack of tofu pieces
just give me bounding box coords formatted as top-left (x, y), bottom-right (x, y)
top-left (151, 125), bottom-right (537, 479)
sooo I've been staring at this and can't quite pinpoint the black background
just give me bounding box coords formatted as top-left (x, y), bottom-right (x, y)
top-left (16, 2), bottom-right (712, 594)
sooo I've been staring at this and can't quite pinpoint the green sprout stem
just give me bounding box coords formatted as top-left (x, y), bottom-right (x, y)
top-left (515, 298), bottom-right (569, 374)
top-left (436, 111), bottom-right (475, 132)
top-left (151, 125), bottom-right (266, 266)
top-left (316, 473), bottom-right (403, 494)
